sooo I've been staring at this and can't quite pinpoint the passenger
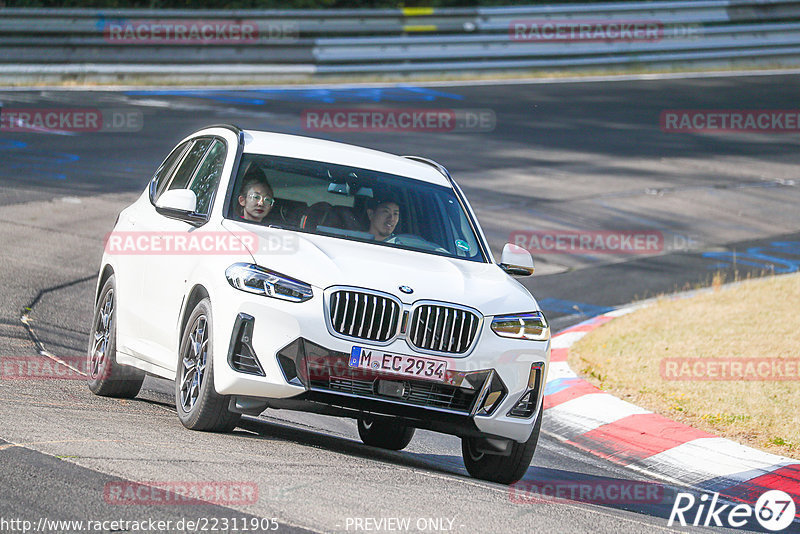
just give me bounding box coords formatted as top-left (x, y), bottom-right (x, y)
top-left (366, 198), bottom-right (400, 241)
top-left (237, 167), bottom-right (274, 223)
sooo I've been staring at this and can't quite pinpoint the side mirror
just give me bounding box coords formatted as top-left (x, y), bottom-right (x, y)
top-left (499, 243), bottom-right (534, 276)
top-left (155, 189), bottom-right (206, 225)
top-left (156, 189), bottom-right (197, 212)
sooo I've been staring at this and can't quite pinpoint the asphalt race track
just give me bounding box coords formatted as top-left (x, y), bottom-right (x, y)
top-left (1, 73), bottom-right (799, 534)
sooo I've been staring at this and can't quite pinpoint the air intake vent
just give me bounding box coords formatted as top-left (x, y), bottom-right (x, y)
top-left (311, 376), bottom-right (479, 413)
top-left (508, 391), bottom-right (536, 418)
top-left (408, 304), bottom-right (480, 354)
top-left (328, 290), bottom-right (400, 342)
top-left (227, 313), bottom-right (265, 376)
top-left (508, 364), bottom-right (542, 418)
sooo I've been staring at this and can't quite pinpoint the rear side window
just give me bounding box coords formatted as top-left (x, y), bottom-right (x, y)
top-left (189, 139), bottom-right (226, 215)
top-left (150, 140), bottom-right (190, 203)
top-left (167, 138), bottom-right (213, 193)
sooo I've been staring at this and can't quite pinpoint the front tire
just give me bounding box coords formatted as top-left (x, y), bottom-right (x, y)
top-left (175, 297), bottom-right (241, 432)
top-left (87, 274), bottom-right (145, 398)
top-left (357, 417), bottom-right (415, 451)
top-left (461, 404), bottom-right (543, 484)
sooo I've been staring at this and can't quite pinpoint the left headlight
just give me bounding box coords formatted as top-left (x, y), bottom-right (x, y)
top-left (491, 311), bottom-right (549, 341)
top-left (225, 263), bottom-right (313, 303)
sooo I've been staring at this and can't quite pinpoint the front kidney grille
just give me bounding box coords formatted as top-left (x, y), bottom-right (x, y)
top-left (328, 290), bottom-right (400, 342)
top-left (408, 304), bottom-right (479, 354)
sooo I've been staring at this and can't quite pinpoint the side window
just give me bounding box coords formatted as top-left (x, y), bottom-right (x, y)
top-left (166, 138), bottom-right (213, 193)
top-left (151, 140), bottom-right (191, 203)
top-left (188, 139), bottom-right (226, 215)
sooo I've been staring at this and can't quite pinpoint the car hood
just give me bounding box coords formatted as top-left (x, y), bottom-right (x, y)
top-left (222, 220), bottom-right (537, 316)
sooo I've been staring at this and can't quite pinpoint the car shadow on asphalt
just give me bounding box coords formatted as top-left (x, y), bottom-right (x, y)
top-left (235, 416), bottom-right (471, 479)
top-left (112, 392), bottom-right (795, 533)
top-left (235, 413), bottom-right (798, 533)
top-left (130, 388), bottom-right (469, 479)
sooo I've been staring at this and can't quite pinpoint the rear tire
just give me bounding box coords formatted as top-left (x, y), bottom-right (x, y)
top-left (357, 417), bottom-right (415, 451)
top-left (87, 275), bottom-right (145, 398)
top-left (175, 297), bottom-right (241, 432)
top-left (461, 404), bottom-right (543, 484)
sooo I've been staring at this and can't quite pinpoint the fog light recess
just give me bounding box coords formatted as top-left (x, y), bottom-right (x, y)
top-left (227, 313), bottom-right (265, 376)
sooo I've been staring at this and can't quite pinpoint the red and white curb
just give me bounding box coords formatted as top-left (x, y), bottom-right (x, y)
top-left (544, 305), bottom-right (800, 514)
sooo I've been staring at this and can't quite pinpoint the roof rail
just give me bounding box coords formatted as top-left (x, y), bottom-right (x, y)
top-left (402, 155), bottom-right (452, 182)
top-left (206, 123), bottom-right (243, 136)
top-left (205, 123), bottom-right (245, 150)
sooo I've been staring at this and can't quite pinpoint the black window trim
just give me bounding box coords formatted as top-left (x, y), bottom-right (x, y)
top-left (164, 136), bottom-right (214, 196)
top-left (172, 124), bottom-right (244, 219)
top-left (187, 136), bottom-right (229, 218)
top-left (148, 140), bottom-right (192, 205)
top-left (146, 124), bottom-right (244, 227)
top-left (221, 128), bottom-right (247, 221)
top-left (150, 136), bottom-right (222, 227)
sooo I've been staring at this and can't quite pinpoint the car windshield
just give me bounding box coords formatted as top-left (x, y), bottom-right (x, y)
top-left (226, 153), bottom-right (486, 262)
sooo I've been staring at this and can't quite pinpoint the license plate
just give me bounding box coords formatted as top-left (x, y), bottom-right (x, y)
top-left (348, 346), bottom-right (448, 382)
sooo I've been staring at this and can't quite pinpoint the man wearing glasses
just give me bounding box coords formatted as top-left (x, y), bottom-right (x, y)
top-left (237, 166), bottom-right (275, 223)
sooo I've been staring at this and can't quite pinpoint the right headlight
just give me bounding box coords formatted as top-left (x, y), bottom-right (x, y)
top-left (225, 263), bottom-right (313, 303)
top-left (491, 311), bottom-right (549, 341)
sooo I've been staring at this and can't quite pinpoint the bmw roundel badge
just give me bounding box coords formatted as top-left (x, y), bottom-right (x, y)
top-left (399, 285), bottom-right (414, 294)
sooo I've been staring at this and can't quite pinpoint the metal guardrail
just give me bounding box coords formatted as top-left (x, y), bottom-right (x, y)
top-left (0, 1), bottom-right (799, 81)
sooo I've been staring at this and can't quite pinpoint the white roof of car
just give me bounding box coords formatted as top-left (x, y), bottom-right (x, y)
top-left (241, 130), bottom-right (451, 187)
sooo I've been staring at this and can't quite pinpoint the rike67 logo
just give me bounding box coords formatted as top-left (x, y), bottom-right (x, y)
top-left (669, 490), bottom-right (796, 531)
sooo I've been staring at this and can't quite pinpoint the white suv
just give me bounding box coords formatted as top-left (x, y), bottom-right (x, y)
top-left (89, 125), bottom-right (550, 484)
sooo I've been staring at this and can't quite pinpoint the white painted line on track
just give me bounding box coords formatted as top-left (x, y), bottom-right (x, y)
top-left (20, 313), bottom-right (87, 376)
top-left (640, 437), bottom-right (799, 487)
top-left (545, 361), bottom-right (578, 381)
top-left (547, 394), bottom-right (651, 436)
top-left (550, 331), bottom-right (587, 349)
top-left (546, 294), bottom-right (800, 509)
top-left (2, 67), bottom-right (799, 92)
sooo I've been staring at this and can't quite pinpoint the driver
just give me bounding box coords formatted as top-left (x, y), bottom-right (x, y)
top-left (366, 198), bottom-right (400, 241)
top-left (237, 166), bottom-right (274, 223)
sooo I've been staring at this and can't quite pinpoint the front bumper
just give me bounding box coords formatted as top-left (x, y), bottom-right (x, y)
top-left (273, 337), bottom-right (547, 442)
top-left (212, 287), bottom-right (550, 443)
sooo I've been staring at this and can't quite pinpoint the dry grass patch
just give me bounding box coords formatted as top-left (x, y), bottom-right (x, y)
top-left (569, 272), bottom-right (800, 459)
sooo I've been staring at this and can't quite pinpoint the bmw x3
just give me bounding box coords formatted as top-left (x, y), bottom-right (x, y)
top-left (89, 125), bottom-right (550, 484)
